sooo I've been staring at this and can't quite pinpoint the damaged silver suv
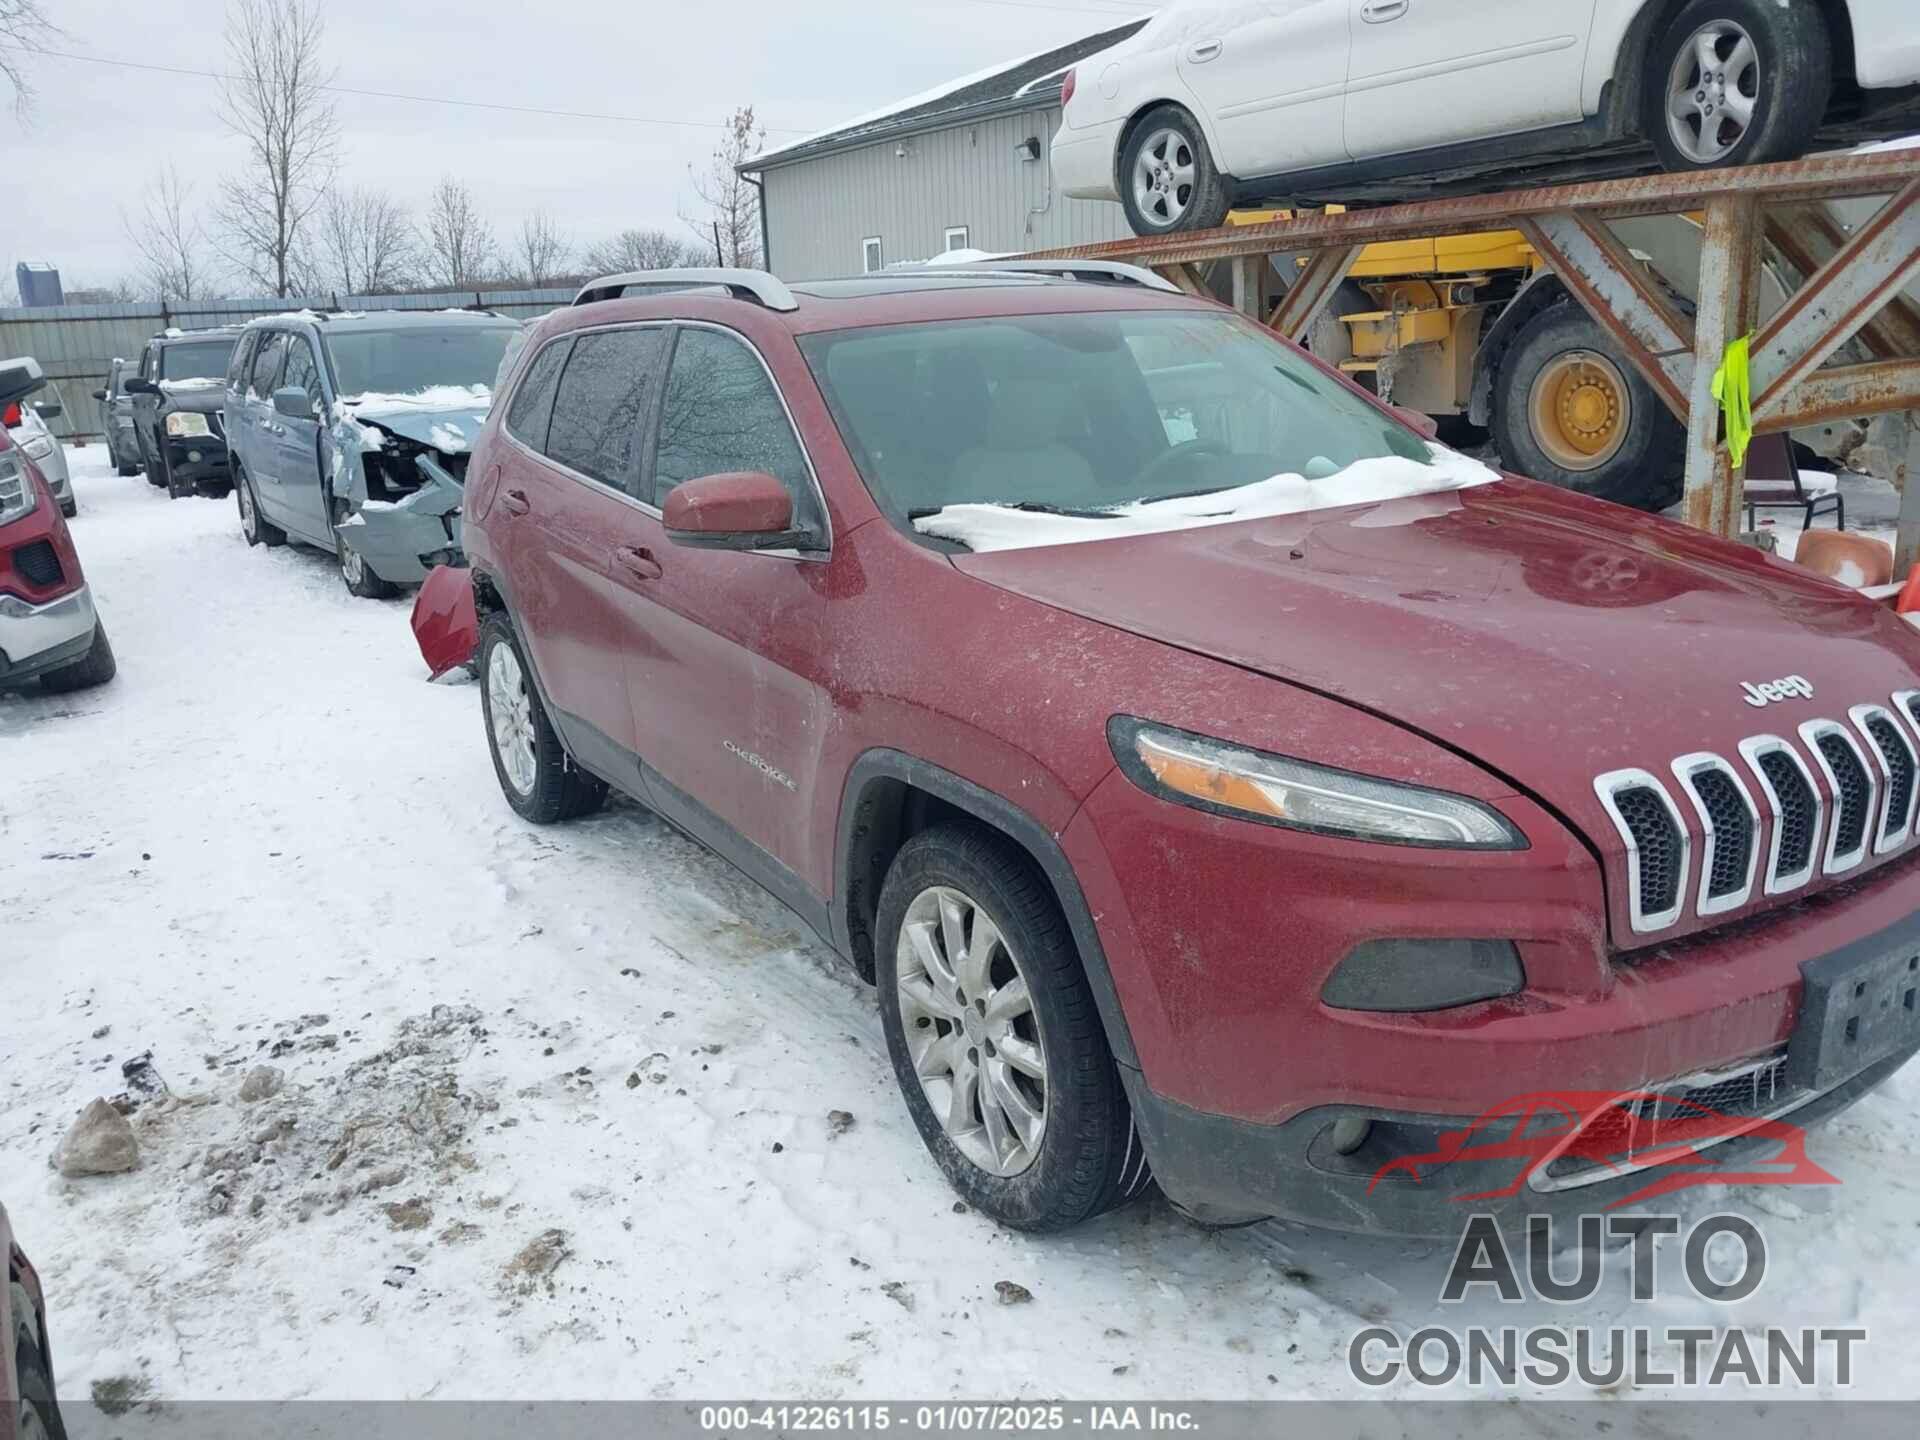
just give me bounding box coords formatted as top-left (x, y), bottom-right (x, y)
top-left (225, 309), bottom-right (522, 598)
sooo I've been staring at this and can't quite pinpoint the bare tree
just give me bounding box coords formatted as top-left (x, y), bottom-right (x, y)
top-left (423, 177), bottom-right (498, 289)
top-left (213, 0), bottom-right (338, 296)
top-left (581, 228), bottom-right (706, 276)
top-left (315, 186), bottom-right (414, 294)
top-left (123, 166), bottom-right (214, 302)
top-left (683, 106), bottom-right (766, 268)
top-left (514, 211), bottom-right (571, 286)
top-left (0, 1), bottom-right (60, 117)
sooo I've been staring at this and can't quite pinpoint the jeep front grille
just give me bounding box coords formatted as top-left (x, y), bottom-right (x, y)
top-left (1593, 770), bottom-right (1689, 932)
top-left (1598, 696), bottom-right (1920, 936)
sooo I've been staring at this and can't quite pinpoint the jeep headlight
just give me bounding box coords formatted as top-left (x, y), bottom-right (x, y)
top-left (0, 449), bottom-right (38, 526)
top-left (165, 412), bottom-right (211, 438)
top-left (1110, 718), bottom-right (1525, 849)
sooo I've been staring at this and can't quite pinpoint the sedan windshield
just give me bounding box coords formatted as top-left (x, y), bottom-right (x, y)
top-left (800, 309), bottom-right (1493, 551)
top-left (160, 340), bottom-right (237, 383)
top-left (326, 325), bottom-right (520, 400)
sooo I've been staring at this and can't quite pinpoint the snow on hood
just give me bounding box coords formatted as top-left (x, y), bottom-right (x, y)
top-left (335, 387), bottom-right (491, 454)
top-left (913, 444), bottom-right (1500, 552)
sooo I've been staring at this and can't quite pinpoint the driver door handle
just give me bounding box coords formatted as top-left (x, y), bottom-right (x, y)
top-left (1361, 0), bottom-right (1409, 22)
top-left (1187, 39), bottom-right (1223, 62)
top-left (500, 488), bottom-right (531, 516)
top-left (614, 545), bottom-right (663, 581)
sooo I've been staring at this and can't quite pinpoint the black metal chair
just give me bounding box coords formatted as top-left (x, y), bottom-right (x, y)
top-left (1743, 432), bottom-right (1844, 532)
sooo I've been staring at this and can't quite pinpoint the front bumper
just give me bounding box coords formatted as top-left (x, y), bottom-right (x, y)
top-left (1126, 1037), bottom-right (1918, 1236)
top-left (0, 583), bottom-right (97, 686)
top-left (338, 459), bottom-right (466, 586)
top-left (165, 436), bottom-right (229, 488)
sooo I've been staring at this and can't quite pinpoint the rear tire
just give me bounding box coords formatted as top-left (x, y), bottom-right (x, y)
top-left (875, 823), bottom-right (1151, 1231)
top-left (1491, 301), bottom-right (1684, 511)
top-left (1645, 0), bottom-right (1831, 173)
top-left (1119, 105), bottom-right (1232, 237)
top-left (38, 621), bottom-right (115, 694)
top-left (477, 613), bottom-right (607, 824)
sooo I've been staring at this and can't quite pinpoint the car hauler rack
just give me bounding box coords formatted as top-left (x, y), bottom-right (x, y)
top-left (1021, 150), bottom-right (1920, 565)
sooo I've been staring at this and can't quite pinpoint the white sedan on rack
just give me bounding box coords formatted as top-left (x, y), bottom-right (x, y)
top-left (1054, 0), bottom-right (1920, 235)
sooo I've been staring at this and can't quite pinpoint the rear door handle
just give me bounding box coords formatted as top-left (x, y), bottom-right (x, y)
top-left (613, 545), bottom-right (663, 581)
top-left (1187, 39), bottom-right (1223, 62)
top-left (500, 488), bottom-right (531, 516)
top-left (1360, 0), bottom-right (1409, 22)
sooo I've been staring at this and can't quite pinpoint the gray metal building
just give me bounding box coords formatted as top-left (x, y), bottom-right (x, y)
top-left (744, 22), bottom-right (1144, 282)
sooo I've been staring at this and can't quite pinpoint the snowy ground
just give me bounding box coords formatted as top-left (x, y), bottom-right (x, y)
top-left (6, 448), bottom-right (1920, 1412)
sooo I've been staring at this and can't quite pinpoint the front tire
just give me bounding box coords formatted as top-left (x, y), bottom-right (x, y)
top-left (236, 467), bottom-right (284, 547)
top-left (13, 1290), bottom-right (69, 1440)
top-left (333, 504), bottom-right (398, 600)
top-left (478, 613), bottom-right (607, 824)
top-left (38, 621), bottom-right (116, 694)
top-left (1119, 104), bottom-right (1231, 237)
top-left (1646, 0), bottom-right (1831, 173)
top-left (1491, 301), bottom-right (1684, 511)
top-left (875, 823), bottom-right (1150, 1231)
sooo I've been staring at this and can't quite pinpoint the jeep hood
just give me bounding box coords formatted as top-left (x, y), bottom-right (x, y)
top-left (955, 480), bottom-right (1920, 883)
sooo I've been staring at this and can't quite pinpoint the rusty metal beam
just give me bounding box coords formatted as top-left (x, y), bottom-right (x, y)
top-left (1684, 195), bottom-right (1765, 537)
top-left (1765, 203), bottom-right (1920, 362)
top-left (1518, 212), bottom-right (1695, 420)
top-left (1268, 246), bottom-right (1365, 342)
top-left (1754, 359), bottom-right (1920, 433)
top-left (1229, 255), bottom-right (1264, 319)
top-left (1750, 179), bottom-right (1920, 413)
top-left (1026, 151), bottom-right (1920, 269)
top-left (1158, 262), bottom-right (1211, 298)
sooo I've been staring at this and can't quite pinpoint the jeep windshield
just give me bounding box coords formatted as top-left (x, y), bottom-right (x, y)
top-left (327, 325), bottom-right (520, 402)
top-left (160, 340), bottom-right (237, 383)
top-left (799, 310), bottom-right (1498, 552)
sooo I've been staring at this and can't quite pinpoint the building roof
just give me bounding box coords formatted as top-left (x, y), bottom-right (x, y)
top-left (743, 19), bottom-right (1148, 173)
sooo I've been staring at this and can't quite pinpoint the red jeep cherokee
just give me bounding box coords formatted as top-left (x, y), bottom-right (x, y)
top-left (464, 264), bottom-right (1920, 1235)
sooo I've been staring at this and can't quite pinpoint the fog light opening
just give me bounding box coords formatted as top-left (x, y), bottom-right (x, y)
top-left (1329, 1116), bottom-right (1374, 1155)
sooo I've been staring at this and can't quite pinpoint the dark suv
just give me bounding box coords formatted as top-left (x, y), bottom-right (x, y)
top-left (463, 264), bottom-right (1920, 1235)
top-left (125, 327), bottom-right (243, 498)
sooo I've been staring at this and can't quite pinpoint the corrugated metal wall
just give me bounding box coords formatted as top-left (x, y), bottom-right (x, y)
top-left (0, 287), bottom-right (574, 439)
top-left (762, 106), bottom-right (1132, 281)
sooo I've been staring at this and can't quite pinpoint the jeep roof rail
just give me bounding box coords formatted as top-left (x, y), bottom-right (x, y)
top-left (935, 259), bottom-right (1184, 295)
top-left (574, 268), bottom-right (799, 312)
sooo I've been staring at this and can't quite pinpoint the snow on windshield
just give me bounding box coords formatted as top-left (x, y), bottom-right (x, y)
top-left (913, 444), bottom-right (1501, 552)
top-left (336, 384), bottom-right (492, 413)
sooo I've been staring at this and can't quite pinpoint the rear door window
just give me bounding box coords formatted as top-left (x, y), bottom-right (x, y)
top-left (504, 338), bottom-right (572, 453)
top-left (248, 333), bottom-right (289, 401)
top-left (652, 328), bottom-right (815, 524)
top-left (544, 328), bottom-right (668, 499)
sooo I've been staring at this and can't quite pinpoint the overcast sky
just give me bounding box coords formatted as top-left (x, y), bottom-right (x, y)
top-left (0, 0), bottom-right (1151, 294)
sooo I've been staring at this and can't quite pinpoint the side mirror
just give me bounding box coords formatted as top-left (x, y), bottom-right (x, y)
top-left (1392, 404), bottom-right (1440, 441)
top-left (273, 385), bottom-right (314, 420)
top-left (124, 376), bottom-right (159, 395)
top-left (0, 356), bottom-right (47, 409)
top-left (91, 388), bottom-right (108, 402)
top-left (34, 399), bottom-right (61, 419)
top-left (662, 471), bottom-right (802, 551)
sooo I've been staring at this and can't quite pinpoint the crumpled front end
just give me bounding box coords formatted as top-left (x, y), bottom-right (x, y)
top-left (330, 404), bottom-right (482, 585)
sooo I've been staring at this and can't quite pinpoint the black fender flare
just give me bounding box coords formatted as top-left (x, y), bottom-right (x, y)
top-left (834, 749), bottom-right (1140, 1070)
